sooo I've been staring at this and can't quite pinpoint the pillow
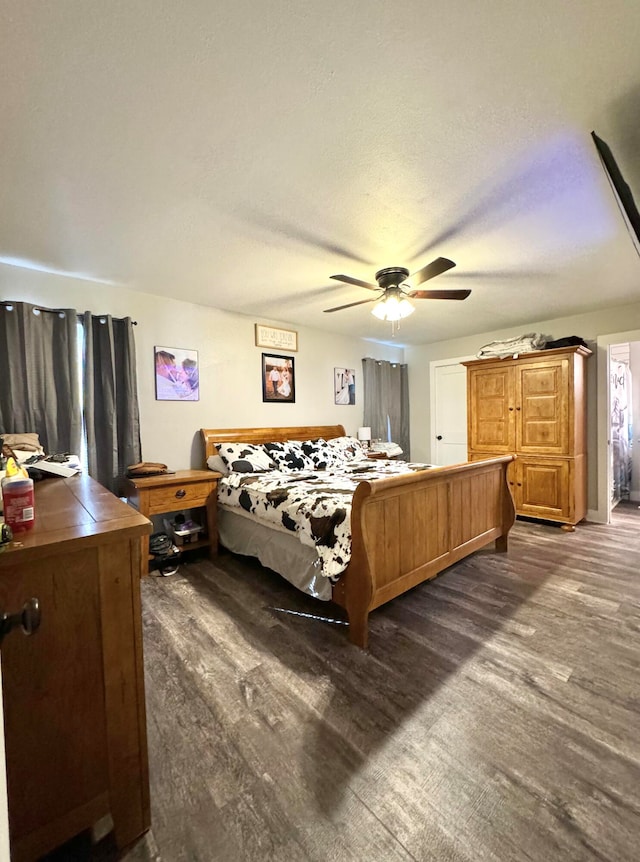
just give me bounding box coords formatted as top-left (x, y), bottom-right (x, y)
top-left (1, 432), bottom-right (44, 454)
top-left (264, 440), bottom-right (314, 472)
top-left (215, 442), bottom-right (275, 473)
top-left (206, 453), bottom-right (230, 476)
top-left (299, 438), bottom-right (340, 470)
top-left (327, 435), bottom-right (368, 463)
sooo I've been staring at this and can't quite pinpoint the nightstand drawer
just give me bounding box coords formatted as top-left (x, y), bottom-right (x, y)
top-left (146, 481), bottom-right (216, 514)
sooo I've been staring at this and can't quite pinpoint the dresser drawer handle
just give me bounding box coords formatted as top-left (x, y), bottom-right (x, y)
top-left (175, 489), bottom-right (186, 499)
top-left (0, 598), bottom-right (41, 645)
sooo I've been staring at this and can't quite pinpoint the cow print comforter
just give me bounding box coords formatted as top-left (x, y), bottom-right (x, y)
top-left (217, 460), bottom-right (432, 579)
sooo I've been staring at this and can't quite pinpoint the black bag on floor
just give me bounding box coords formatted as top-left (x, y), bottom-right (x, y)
top-left (149, 532), bottom-right (181, 576)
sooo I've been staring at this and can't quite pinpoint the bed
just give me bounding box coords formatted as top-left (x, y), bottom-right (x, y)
top-left (201, 425), bottom-right (516, 649)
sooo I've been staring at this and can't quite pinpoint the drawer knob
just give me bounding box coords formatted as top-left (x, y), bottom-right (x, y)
top-left (0, 598), bottom-right (41, 644)
top-left (175, 489), bottom-right (186, 499)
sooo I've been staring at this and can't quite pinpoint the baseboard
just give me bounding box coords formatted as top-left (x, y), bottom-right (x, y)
top-left (586, 507), bottom-right (606, 524)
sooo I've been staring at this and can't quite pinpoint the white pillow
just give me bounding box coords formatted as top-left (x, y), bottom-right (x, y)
top-left (299, 438), bottom-right (341, 470)
top-left (207, 453), bottom-right (229, 476)
top-left (263, 440), bottom-right (314, 472)
top-left (216, 442), bottom-right (275, 473)
top-left (327, 436), bottom-right (368, 463)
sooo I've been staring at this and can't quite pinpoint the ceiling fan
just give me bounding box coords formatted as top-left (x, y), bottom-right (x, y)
top-left (324, 257), bottom-right (470, 324)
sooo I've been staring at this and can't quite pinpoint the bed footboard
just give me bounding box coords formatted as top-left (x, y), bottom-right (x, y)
top-left (332, 456), bottom-right (516, 649)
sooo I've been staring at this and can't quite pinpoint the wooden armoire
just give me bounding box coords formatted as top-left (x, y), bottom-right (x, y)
top-left (463, 345), bottom-right (592, 526)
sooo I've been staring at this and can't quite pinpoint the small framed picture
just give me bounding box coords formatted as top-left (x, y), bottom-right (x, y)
top-left (155, 346), bottom-right (200, 401)
top-left (262, 353), bottom-right (295, 403)
top-left (334, 367), bottom-right (355, 405)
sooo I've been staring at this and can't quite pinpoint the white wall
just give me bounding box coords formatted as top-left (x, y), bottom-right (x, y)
top-left (0, 264), bottom-right (404, 469)
top-left (406, 300), bottom-right (640, 513)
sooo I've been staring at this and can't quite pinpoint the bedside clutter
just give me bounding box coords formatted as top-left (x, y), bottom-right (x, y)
top-left (163, 513), bottom-right (203, 546)
top-left (368, 441), bottom-right (403, 459)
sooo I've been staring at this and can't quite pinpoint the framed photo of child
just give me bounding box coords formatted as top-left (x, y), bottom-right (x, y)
top-left (154, 346), bottom-right (200, 401)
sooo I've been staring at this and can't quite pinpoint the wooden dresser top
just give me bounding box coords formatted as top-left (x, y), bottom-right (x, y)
top-left (0, 475), bottom-right (151, 567)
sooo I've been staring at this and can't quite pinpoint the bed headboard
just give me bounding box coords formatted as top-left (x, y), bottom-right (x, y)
top-left (200, 425), bottom-right (347, 463)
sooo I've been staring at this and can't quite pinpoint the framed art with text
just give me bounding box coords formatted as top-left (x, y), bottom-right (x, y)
top-left (255, 324), bottom-right (298, 352)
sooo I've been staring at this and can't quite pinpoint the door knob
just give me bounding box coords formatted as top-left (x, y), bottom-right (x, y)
top-left (0, 598), bottom-right (41, 645)
top-left (436, 435), bottom-right (443, 441)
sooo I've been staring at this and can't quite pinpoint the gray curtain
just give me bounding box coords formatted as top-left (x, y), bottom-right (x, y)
top-left (362, 358), bottom-right (410, 459)
top-left (0, 301), bottom-right (82, 453)
top-left (83, 313), bottom-right (141, 493)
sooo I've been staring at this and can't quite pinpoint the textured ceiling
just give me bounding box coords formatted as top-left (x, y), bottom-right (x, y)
top-left (2, 0), bottom-right (640, 345)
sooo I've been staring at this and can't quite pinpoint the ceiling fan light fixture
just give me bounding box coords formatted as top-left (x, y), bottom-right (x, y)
top-left (325, 256), bottom-right (460, 319)
top-left (371, 301), bottom-right (388, 320)
top-left (371, 295), bottom-right (415, 321)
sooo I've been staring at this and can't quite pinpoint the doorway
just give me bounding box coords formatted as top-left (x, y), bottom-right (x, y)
top-left (596, 329), bottom-right (640, 523)
top-left (429, 355), bottom-right (474, 465)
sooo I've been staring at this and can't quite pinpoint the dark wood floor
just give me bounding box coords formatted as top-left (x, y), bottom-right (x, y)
top-left (51, 507), bottom-right (640, 861)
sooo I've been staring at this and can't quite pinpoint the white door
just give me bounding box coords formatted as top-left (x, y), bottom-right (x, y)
top-left (431, 358), bottom-right (472, 465)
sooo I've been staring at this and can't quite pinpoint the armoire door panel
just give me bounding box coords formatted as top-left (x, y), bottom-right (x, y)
top-left (516, 362), bottom-right (569, 454)
top-left (468, 367), bottom-right (514, 452)
top-left (517, 459), bottom-right (571, 521)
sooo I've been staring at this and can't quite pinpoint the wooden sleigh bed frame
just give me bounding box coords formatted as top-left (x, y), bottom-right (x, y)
top-left (201, 425), bottom-right (516, 649)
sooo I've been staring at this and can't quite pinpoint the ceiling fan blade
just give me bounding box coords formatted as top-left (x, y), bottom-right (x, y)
top-left (409, 257), bottom-right (456, 286)
top-left (408, 289), bottom-right (471, 300)
top-left (324, 297), bottom-right (379, 313)
top-left (330, 274), bottom-right (379, 290)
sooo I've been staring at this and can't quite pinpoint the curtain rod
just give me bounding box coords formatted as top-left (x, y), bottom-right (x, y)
top-left (0, 301), bottom-right (137, 324)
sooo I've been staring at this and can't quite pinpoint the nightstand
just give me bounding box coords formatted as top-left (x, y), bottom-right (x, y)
top-left (123, 469), bottom-right (221, 576)
top-left (366, 451), bottom-right (388, 460)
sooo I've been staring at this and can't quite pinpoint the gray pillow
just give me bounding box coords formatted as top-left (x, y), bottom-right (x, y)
top-left (206, 453), bottom-right (229, 476)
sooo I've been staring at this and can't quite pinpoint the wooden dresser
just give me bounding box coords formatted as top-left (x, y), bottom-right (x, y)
top-left (464, 345), bottom-right (591, 527)
top-left (0, 476), bottom-right (152, 861)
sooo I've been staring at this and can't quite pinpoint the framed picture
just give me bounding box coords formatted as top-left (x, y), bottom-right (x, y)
top-left (154, 346), bottom-right (200, 401)
top-left (334, 367), bottom-right (356, 405)
top-left (255, 323), bottom-right (298, 352)
top-left (262, 353), bottom-right (295, 403)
